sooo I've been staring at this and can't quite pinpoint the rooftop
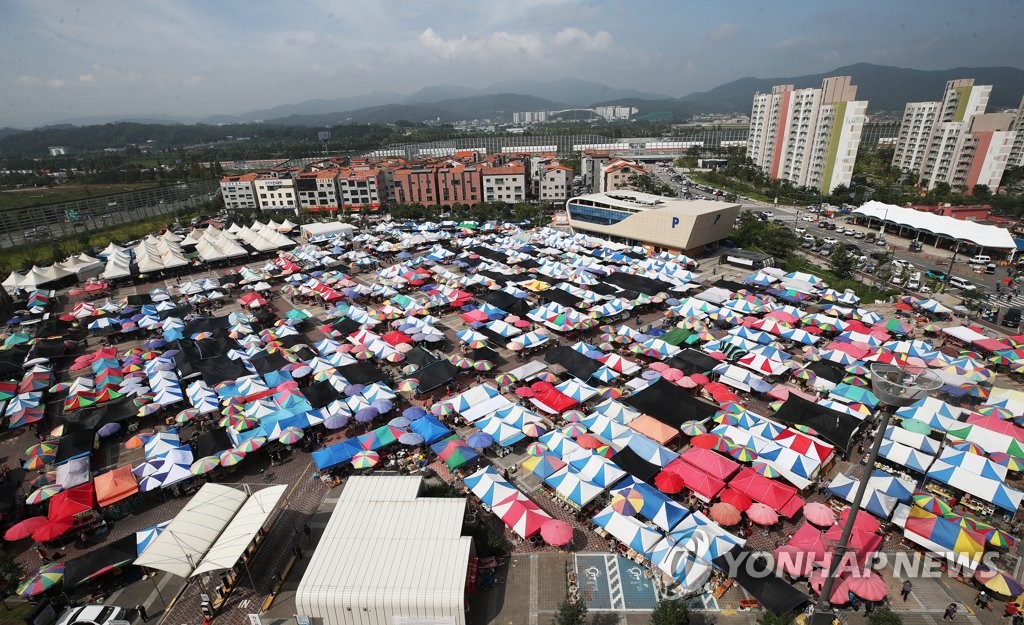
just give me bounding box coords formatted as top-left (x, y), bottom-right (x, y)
top-left (570, 190), bottom-right (731, 215)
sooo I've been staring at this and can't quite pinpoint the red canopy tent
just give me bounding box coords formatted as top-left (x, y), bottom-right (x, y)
top-left (48, 482), bottom-right (96, 520)
top-left (381, 331), bottom-right (413, 346)
top-left (670, 447), bottom-right (740, 481)
top-left (823, 524), bottom-right (882, 567)
top-left (238, 292), bottom-right (269, 308)
top-left (730, 467), bottom-right (804, 518)
top-left (774, 430), bottom-right (834, 464)
top-left (461, 309), bottom-right (489, 324)
top-left (973, 337), bottom-right (1011, 353)
top-left (663, 462), bottom-right (725, 502)
top-left (531, 386), bottom-right (578, 414)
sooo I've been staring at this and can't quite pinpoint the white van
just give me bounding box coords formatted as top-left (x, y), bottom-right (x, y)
top-left (906, 272), bottom-right (921, 290)
top-left (949, 276), bottom-right (975, 291)
top-left (970, 255), bottom-right (991, 265)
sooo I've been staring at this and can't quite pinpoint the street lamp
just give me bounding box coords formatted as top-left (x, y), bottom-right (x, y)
top-left (809, 363), bottom-right (940, 625)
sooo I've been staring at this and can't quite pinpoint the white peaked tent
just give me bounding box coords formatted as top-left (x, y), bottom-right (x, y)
top-left (278, 219), bottom-right (297, 232)
top-left (226, 222), bottom-right (243, 234)
top-left (2, 271), bottom-right (25, 294)
top-left (102, 251), bottom-right (132, 279)
top-left (195, 227), bottom-right (247, 262)
top-left (98, 242), bottom-right (127, 257)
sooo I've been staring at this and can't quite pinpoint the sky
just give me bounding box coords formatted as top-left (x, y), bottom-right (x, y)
top-left (1, 0), bottom-right (1022, 127)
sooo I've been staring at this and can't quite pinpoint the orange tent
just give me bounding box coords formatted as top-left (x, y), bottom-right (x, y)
top-left (627, 415), bottom-right (678, 446)
top-left (94, 465), bottom-right (138, 508)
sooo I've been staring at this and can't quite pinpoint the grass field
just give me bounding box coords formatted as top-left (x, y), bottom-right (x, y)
top-left (0, 183), bottom-right (161, 211)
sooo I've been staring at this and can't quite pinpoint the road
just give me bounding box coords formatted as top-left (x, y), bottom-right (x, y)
top-left (649, 164), bottom-right (1023, 330)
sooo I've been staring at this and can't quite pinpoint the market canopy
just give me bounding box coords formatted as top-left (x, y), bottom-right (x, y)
top-left (64, 534), bottom-right (139, 588)
top-left (713, 550), bottom-right (810, 615)
top-left (191, 485), bottom-right (287, 576)
top-left (94, 465), bottom-right (138, 508)
top-left (771, 395), bottom-right (861, 452)
top-left (854, 201), bottom-right (1015, 249)
top-left (133, 483), bottom-right (249, 577)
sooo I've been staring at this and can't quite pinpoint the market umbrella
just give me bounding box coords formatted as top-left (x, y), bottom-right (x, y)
top-left (355, 407), bottom-right (380, 423)
top-left (746, 502), bottom-right (779, 526)
top-left (561, 423), bottom-right (588, 438)
top-left (4, 516), bottom-right (48, 541)
top-left (562, 409), bottom-right (586, 423)
top-left (32, 517), bottom-right (75, 542)
top-left (396, 379), bottom-right (419, 394)
top-left (26, 485), bottom-right (63, 505)
top-left (719, 489), bottom-right (752, 512)
top-left (351, 450), bottom-right (380, 469)
top-left (900, 418), bottom-right (932, 435)
top-left (987, 529), bottom-right (1016, 549)
top-left (175, 408), bottom-right (202, 425)
top-left (728, 445), bottom-right (758, 463)
top-left (751, 461), bottom-right (781, 478)
top-left (278, 427), bottom-right (305, 445)
top-left (219, 449), bottom-right (247, 467)
top-left (611, 488), bottom-right (645, 517)
top-left (679, 420), bottom-right (707, 436)
top-left (803, 502), bottom-right (836, 526)
top-left (913, 492), bottom-right (952, 516)
top-left (653, 471), bottom-right (685, 494)
top-left (576, 434), bottom-right (604, 450)
top-left (17, 562), bottom-right (64, 597)
top-left (467, 432), bottom-right (494, 450)
top-left (949, 439), bottom-right (985, 455)
top-left (125, 432), bottom-right (151, 449)
top-left (540, 519), bottom-right (574, 546)
top-left (521, 422), bottom-right (547, 438)
top-left (25, 441), bottom-right (57, 457)
top-left (494, 373), bottom-right (518, 387)
top-left (709, 502), bottom-right (742, 526)
top-left (989, 452), bottom-right (1024, 471)
top-left (399, 432), bottom-right (425, 446)
top-left (974, 567), bottom-right (1024, 596)
top-left (235, 436), bottom-right (267, 454)
top-left (847, 571), bottom-right (888, 601)
top-left (25, 455), bottom-right (52, 470)
top-left (323, 413), bottom-right (349, 430)
top-left (190, 455), bottom-right (222, 475)
top-left (525, 442), bottom-right (548, 456)
top-left (691, 433), bottom-right (726, 450)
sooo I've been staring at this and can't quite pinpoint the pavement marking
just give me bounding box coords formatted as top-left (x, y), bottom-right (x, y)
top-left (528, 555), bottom-right (538, 625)
top-left (606, 553), bottom-right (625, 611)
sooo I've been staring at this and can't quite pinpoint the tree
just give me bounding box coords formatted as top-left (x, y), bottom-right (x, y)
top-left (868, 606), bottom-right (903, 625)
top-left (552, 593), bottom-right (587, 625)
top-left (757, 612), bottom-right (794, 625)
top-left (650, 598), bottom-right (690, 625)
top-left (0, 547), bottom-right (24, 594)
top-left (829, 243), bottom-right (857, 279)
top-left (971, 184), bottom-right (992, 201)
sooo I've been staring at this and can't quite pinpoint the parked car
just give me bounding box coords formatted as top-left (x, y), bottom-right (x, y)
top-left (56, 605), bottom-right (126, 625)
top-left (822, 237), bottom-right (839, 246)
top-left (909, 240), bottom-right (923, 252)
top-left (875, 237), bottom-right (887, 246)
top-left (925, 269), bottom-right (947, 281)
top-left (1002, 308), bottom-right (1022, 328)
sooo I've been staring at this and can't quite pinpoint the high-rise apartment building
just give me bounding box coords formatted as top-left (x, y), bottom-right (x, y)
top-left (891, 79), bottom-right (1017, 192)
top-left (1009, 96), bottom-right (1024, 168)
top-left (746, 76), bottom-right (867, 194)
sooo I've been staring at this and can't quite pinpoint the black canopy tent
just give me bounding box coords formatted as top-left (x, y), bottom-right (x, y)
top-left (544, 346), bottom-right (601, 381)
top-left (302, 380), bottom-right (341, 409)
top-left (603, 272), bottom-right (673, 296)
top-left (28, 338), bottom-right (70, 360)
top-left (250, 352), bottom-right (290, 374)
top-left (336, 362), bottom-right (387, 385)
top-left (192, 429), bottom-right (232, 458)
top-left (609, 446), bottom-right (659, 482)
top-left (712, 278), bottom-right (750, 293)
top-left (64, 534), bottom-right (140, 588)
top-left (538, 288), bottom-right (583, 309)
top-left (331, 317), bottom-right (361, 336)
top-left (0, 469), bottom-right (26, 517)
top-left (466, 346), bottom-right (504, 366)
top-left (402, 347), bottom-right (438, 369)
top-left (712, 550), bottom-right (810, 615)
top-left (194, 356), bottom-right (251, 386)
top-left (62, 400), bottom-right (137, 433)
top-left (807, 360), bottom-right (846, 384)
top-left (771, 395), bottom-right (862, 452)
top-left (477, 291), bottom-right (531, 316)
top-left (667, 349), bottom-right (721, 375)
top-left (183, 316), bottom-right (231, 336)
top-left (55, 430), bottom-right (97, 464)
top-left (625, 379), bottom-right (716, 427)
top-left (415, 360), bottom-right (461, 393)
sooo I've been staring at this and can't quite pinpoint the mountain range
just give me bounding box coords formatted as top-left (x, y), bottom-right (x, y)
top-left (4, 63), bottom-right (1024, 138)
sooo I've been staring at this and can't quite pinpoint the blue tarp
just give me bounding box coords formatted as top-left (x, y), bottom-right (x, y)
top-left (408, 415), bottom-right (451, 444)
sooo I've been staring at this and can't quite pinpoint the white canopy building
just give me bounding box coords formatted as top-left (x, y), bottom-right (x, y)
top-left (295, 476), bottom-right (472, 625)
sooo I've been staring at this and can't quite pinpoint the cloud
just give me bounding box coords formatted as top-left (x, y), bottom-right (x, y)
top-left (46, 78), bottom-right (64, 88)
top-left (710, 22), bottom-right (740, 41)
top-left (773, 37), bottom-right (800, 50)
top-left (78, 73), bottom-right (95, 83)
top-left (553, 27), bottom-right (612, 50)
top-left (419, 28), bottom-right (545, 59)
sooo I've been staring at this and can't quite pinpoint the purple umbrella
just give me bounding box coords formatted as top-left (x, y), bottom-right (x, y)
top-left (355, 407), bottom-right (379, 423)
top-left (344, 384), bottom-right (365, 397)
top-left (97, 422), bottom-right (122, 438)
top-left (399, 432), bottom-right (424, 445)
top-left (412, 333), bottom-right (427, 342)
top-left (389, 416), bottom-right (411, 428)
top-left (642, 370), bottom-right (661, 380)
top-left (467, 432), bottom-right (494, 449)
top-left (403, 407), bottom-right (427, 420)
top-left (372, 400), bottom-right (394, 414)
top-left (324, 413), bottom-right (349, 429)
top-left (424, 334), bottom-right (443, 342)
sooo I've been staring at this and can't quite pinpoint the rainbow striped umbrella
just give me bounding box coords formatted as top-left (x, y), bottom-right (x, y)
top-left (25, 441), bottom-right (57, 457)
top-left (680, 421), bottom-right (707, 436)
top-left (351, 450), bottom-right (380, 469)
top-left (525, 442), bottom-right (549, 456)
top-left (25, 485), bottom-right (63, 505)
top-left (729, 446), bottom-right (758, 463)
top-left (611, 488), bottom-right (645, 517)
top-left (219, 449), bottom-right (247, 467)
top-left (561, 424), bottom-right (588, 438)
top-left (977, 405), bottom-right (1014, 419)
top-left (26, 455), bottom-right (52, 470)
top-left (949, 439), bottom-right (985, 455)
top-left (397, 379), bottom-right (420, 394)
top-left (974, 567), bottom-right (1024, 596)
top-left (494, 373), bottom-right (518, 387)
top-left (521, 422), bottom-right (548, 438)
top-left (752, 461), bottom-right (781, 478)
top-left (190, 456), bottom-right (222, 475)
top-left (562, 410), bottom-right (586, 423)
top-left (278, 426), bottom-right (305, 445)
top-left (175, 408), bottom-right (202, 425)
top-left (913, 492), bottom-right (952, 516)
top-left (594, 445), bottom-right (615, 458)
top-left (235, 436), bottom-right (267, 454)
top-left (990, 452), bottom-right (1024, 471)
top-left (987, 528), bottom-right (1015, 549)
top-left (17, 562), bottom-right (64, 597)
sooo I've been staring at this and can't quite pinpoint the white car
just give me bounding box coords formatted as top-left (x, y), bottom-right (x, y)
top-left (822, 237), bottom-right (838, 245)
top-left (800, 215), bottom-right (815, 221)
top-left (56, 605), bottom-right (127, 625)
top-left (795, 227), bottom-right (807, 235)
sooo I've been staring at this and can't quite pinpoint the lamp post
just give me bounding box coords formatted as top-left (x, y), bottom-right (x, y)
top-left (809, 363), bottom-right (940, 625)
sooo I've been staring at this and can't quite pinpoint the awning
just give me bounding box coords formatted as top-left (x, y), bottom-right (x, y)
top-left (94, 465), bottom-right (138, 507)
top-left (191, 485), bottom-right (286, 576)
top-left (133, 483), bottom-right (248, 577)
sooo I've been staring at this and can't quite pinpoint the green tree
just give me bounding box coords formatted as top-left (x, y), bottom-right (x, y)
top-left (552, 593), bottom-right (587, 625)
top-left (868, 606), bottom-right (903, 625)
top-left (971, 184), bottom-right (992, 201)
top-left (829, 243), bottom-right (857, 279)
top-left (0, 547), bottom-right (24, 594)
top-left (757, 612), bottom-right (794, 625)
top-left (650, 598), bottom-right (690, 625)
top-left (730, 212), bottom-right (799, 259)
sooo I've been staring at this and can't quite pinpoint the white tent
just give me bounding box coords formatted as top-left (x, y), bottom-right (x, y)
top-left (134, 483), bottom-right (248, 577)
top-left (855, 201), bottom-right (1016, 250)
top-left (191, 485), bottom-right (287, 576)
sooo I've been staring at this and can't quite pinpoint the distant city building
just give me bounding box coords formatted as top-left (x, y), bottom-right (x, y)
top-left (219, 173), bottom-right (259, 210)
top-left (47, 146), bottom-right (68, 156)
top-left (1009, 96), bottom-right (1024, 167)
top-left (599, 159), bottom-right (644, 193)
top-left (747, 76), bottom-right (868, 194)
top-left (481, 163), bottom-right (526, 203)
top-left (253, 173), bottom-right (298, 211)
top-left (537, 161), bottom-right (573, 202)
top-left (891, 79), bottom-right (1018, 193)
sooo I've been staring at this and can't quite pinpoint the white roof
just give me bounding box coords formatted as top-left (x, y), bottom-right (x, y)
top-left (191, 485), bottom-right (286, 576)
top-left (295, 476), bottom-right (469, 625)
top-left (854, 201), bottom-right (1015, 249)
top-left (133, 483), bottom-right (248, 577)
top-left (942, 325), bottom-right (988, 343)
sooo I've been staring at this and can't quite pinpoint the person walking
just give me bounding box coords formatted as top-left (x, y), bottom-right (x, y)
top-left (135, 604), bottom-right (149, 622)
top-left (901, 579), bottom-right (913, 601)
top-left (978, 591), bottom-right (991, 610)
top-left (944, 603), bottom-right (958, 621)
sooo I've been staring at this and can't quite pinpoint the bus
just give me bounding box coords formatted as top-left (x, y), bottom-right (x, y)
top-left (719, 249), bottom-right (776, 270)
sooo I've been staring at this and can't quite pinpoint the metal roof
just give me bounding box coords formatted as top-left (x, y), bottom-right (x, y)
top-left (854, 200), bottom-right (1015, 249)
